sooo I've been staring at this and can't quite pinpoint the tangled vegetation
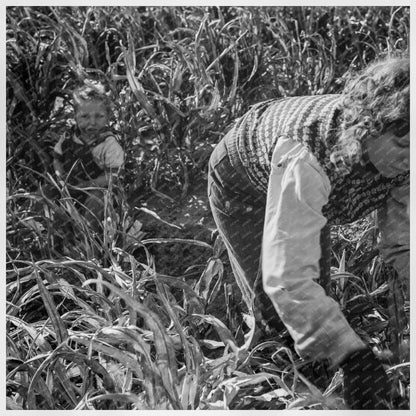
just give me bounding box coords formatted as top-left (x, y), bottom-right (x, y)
top-left (6, 6), bottom-right (409, 410)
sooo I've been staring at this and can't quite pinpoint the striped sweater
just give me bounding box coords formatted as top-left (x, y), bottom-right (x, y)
top-left (228, 95), bottom-right (409, 225)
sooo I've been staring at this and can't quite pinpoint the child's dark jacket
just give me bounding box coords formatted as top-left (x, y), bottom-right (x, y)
top-left (53, 129), bottom-right (124, 184)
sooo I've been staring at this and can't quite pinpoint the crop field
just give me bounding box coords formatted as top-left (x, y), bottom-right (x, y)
top-left (6, 6), bottom-right (410, 410)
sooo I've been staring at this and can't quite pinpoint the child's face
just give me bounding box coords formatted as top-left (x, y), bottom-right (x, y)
top-left (75, 99), bottom-right (109, 143)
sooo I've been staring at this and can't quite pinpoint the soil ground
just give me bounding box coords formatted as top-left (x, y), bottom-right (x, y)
top-left (132, 175), bottom-right (245, 333)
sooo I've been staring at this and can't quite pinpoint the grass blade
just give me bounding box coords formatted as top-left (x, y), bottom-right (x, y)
top-left (34, 269), bottom-right (68, 344)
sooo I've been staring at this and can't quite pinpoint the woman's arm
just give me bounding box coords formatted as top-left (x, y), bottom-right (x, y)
top-left (262, 139), bottom-right (366, 367)
top-left (365, 130), bottom-right (409, 293)
top-left (377, 183), bottom-right (410, 292)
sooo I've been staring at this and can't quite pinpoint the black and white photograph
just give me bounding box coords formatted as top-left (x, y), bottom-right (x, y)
top-left (5, 4), bottom-right (411, 411)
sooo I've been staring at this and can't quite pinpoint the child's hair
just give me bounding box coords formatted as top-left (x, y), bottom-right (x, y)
top-left (72, 80), bottom-right (112, 115)
top-left (330, 54), bottom-right (409, 174)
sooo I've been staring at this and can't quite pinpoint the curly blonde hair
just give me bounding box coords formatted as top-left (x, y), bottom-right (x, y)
top-left (330, 54), bottom-right (409, 174)
top-left (72, 80), bottom-right (113, 116)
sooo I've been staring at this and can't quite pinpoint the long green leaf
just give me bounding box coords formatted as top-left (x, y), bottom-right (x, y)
top-left (82, 279), bottom-right (181, 407)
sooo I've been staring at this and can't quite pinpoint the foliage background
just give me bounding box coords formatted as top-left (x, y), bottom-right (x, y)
top-left (6, 6), bottom-right (410, 410)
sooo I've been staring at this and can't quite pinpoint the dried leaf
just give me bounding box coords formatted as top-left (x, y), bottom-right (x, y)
top-left (193, 314), bottom-right (237, 352)
top-left (245, 388), bottom-right (290, 402)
